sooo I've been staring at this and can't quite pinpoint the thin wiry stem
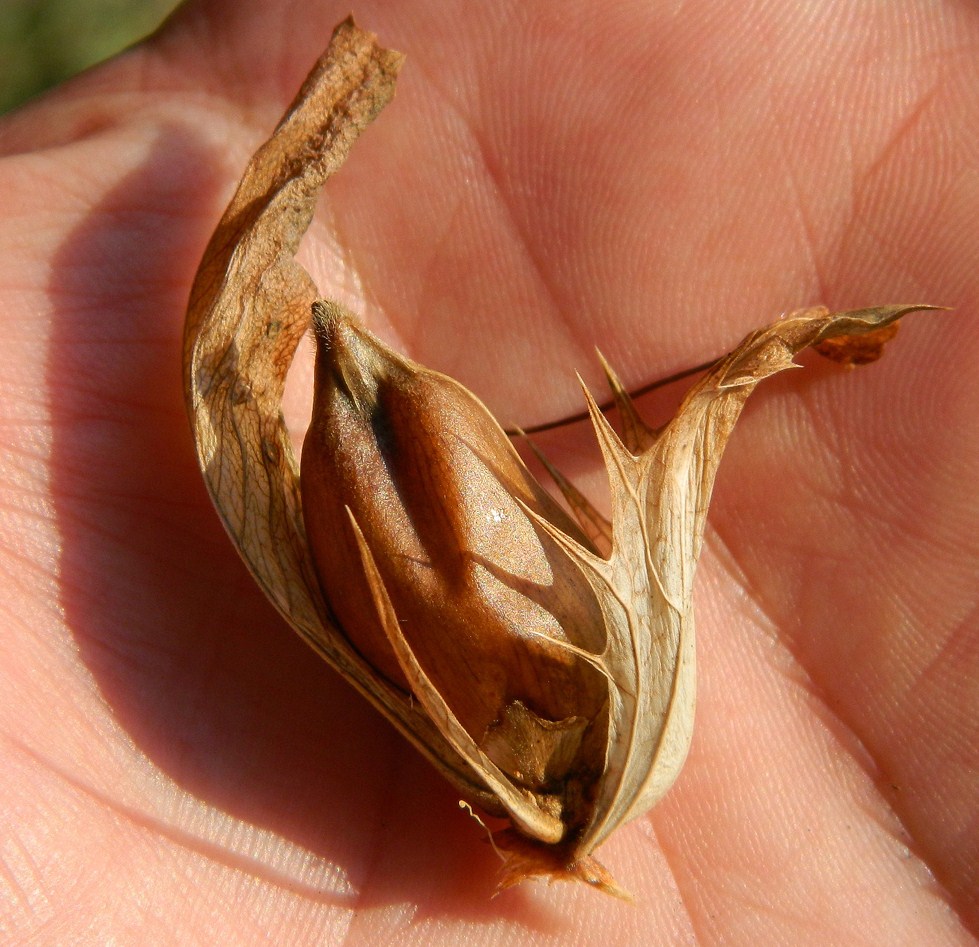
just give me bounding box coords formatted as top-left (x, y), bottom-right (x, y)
top-left (507, 358), bottom-right (716, 436)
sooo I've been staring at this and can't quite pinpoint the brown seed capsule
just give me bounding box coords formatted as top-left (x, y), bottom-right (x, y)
top-left (300, 301), bottom-right (609, 832)
top-left (293, 299), bottom-right (934, 897)
top-left (183, 18), bottom-right (938, 898)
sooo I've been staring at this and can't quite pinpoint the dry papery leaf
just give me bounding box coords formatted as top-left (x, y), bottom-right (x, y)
top-left (183, 18), bottom-right (937, 899)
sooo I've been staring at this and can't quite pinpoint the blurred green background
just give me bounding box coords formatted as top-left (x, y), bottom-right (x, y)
top-left (0, 0), bottom-right (182, 114)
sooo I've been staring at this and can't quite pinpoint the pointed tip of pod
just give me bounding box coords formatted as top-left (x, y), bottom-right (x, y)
top-left (311, 300), bottom-right (372, 365)
top-left (310, 301), bottom-right (402, 418)
top-left (310, 299), bottom-right (343, 344)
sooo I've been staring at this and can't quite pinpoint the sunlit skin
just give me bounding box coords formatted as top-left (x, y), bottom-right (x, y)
top-left (0, 0), bottom-right (977, 942)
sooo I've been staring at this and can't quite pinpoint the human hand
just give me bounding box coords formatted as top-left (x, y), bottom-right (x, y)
top-left (1, 1), bottom-right (976, 942)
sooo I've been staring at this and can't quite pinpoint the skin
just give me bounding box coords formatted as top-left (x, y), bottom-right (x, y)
top-left (0, 0), bottom-right (976, 942)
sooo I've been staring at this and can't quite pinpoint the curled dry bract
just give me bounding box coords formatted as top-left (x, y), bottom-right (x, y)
top-left (183, 18), bottom-right (935, 897)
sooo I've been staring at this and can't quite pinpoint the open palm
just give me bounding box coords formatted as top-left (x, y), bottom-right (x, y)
top-left (1, 1), bottom-right (976, 943)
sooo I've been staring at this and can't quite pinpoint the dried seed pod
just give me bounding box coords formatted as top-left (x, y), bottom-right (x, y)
top-left (300, 301), bottom-right (609, 848)
top-left (182, 16), bottom-right (940, 898)
top-left (293, 299), bottom-right (935, 897)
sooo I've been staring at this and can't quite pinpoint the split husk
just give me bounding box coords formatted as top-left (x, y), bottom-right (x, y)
top-left (183, 18), bottom-right (937, 897)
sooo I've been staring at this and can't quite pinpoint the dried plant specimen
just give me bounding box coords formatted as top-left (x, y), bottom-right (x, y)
top-left (183, 18), bottom-right (935, 897)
